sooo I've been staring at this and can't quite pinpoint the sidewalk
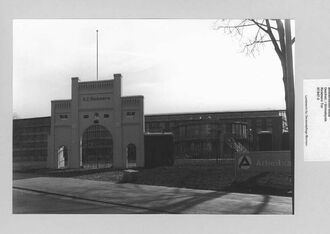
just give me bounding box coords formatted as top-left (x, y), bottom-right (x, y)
top-left (13, 177), bottom-right (292, 214)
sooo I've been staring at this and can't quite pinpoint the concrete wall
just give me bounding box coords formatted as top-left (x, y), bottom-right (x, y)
top-left (174, 158), bottom-right (231, 166)
top-left (174, 151), bottom-right (291, 173)
top-left (236, 151), bottom-right (291, 173)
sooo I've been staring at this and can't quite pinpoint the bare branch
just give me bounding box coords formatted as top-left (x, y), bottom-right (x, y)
top-left (245, 40), bottom-right (277, 47)
top-left (214, 23), bottom-right (257, 30)
top-left (249, 19), bottom-right (269, 34)
top-left (266, 19), bottom-right (283, 60)
top-left (249, 19), bottom-right (278, 31)
top-left (213, 19), bottom-right (283, 57)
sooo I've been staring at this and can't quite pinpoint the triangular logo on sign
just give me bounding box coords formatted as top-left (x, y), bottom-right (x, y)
top-left (239, 156), bottom-right (250, 168)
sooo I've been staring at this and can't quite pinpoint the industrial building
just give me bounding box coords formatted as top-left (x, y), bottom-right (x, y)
top-left (12, 74), bottom-right (289, 170)
top-left (13, 111), bottom-right (288, 170)
top-left (145, 110), bottom-right (288, 159)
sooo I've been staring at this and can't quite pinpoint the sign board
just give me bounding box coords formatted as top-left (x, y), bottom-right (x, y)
top-left (304, 79), bottom-right (330, 161)
top-left (236, 151), bottom-right (291, 173)
top-left (238, 155), bottom-right (252, 170)
top-left (79, 93), bottom-right (113, 109)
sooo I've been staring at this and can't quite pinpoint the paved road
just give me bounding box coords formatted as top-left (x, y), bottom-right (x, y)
top-left (13, 188), bottom-right (159, 214)
top-left (13, 177), bottom-right (292, 214)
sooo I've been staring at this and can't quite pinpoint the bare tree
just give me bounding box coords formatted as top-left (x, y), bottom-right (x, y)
top-left (214, 19), bottom-right (295, 212)
top-left (214, 19), bottom-right (294, 135)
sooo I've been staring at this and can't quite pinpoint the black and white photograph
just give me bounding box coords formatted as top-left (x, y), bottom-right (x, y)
top-left (4, 0), bottom-right (330, 233)
top-left (12, 19), bottom-right (295, 215)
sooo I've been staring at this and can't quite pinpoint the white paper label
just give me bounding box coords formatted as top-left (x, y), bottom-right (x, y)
top-left (304, 79), bottom-right (330, 161)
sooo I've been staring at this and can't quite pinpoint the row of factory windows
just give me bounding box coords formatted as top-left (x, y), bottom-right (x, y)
top-left (13, 126), bottom-right (50, 134)
top-left (13, 141), bottom-right (48, 148)
top-left (13, 154), bottom-right (46, 162)
top-left (176, 124), bottom-right (215, 137)
top-left (146, 118), bottom-right (276, 133)
top-left (13, 120), bottom-right (50, 128)
top-left (146, 114), bottom-right (256, 122)
top-left (174, 123), bottom-right (248, 139)
top-left (256, 118), bottom-right (273, 128)
top-left (176, 142), bottom-right (214, 153)
top-left (14, 149), bottom-right (47, 161)
top-left (13, 134), bottom-right (48, 142)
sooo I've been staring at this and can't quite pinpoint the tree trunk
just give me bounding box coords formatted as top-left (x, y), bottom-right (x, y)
top-left (284, 19), bottom-right (295, 214)
top-left (276, 20), bottom-right (294, 214)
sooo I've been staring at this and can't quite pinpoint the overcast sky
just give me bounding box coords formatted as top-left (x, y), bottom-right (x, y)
top-left (13, 19), bottom-right (287, 118)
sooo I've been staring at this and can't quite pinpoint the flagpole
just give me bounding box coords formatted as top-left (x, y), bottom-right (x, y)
top-left (96, 29), bottom-right (98, 81)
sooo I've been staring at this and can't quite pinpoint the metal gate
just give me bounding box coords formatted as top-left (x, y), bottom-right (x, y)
top-left (82, 125), bottom-right (113, 168)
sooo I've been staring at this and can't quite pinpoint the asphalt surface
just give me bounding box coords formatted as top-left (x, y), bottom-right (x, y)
top-left (13, 176), bottom-right (292, 214)
top-left (13, 188), bottom-right (159, 214)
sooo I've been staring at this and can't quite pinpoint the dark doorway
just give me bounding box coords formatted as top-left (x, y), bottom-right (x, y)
top-left (127, 143), bottom-right (136, 168)
top-left (257, 132), bottom-right (273, 151)
top-left (82, 125), bottom-right (113, 168)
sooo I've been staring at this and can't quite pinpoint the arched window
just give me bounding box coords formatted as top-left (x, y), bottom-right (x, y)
top-left (57, 145), bottom-right (68, 169)
top-left (127, 143), bottom-right (136, 168)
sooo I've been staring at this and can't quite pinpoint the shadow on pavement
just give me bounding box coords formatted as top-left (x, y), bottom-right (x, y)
top-left (149, 190), bottom-right (228, 213)
top-left (223, 172), bottom-right (292, 197)
top-left (253, 195), bottom-right (271, 214)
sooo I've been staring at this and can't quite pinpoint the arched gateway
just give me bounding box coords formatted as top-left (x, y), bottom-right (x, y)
top-left (48, 74), bottom-right (145, 169)
top-left (82, 125), bottom-right (113, 168)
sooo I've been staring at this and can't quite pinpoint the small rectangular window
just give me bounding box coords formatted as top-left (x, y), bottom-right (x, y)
top-left (104, 114), bottom-right (109, 118)
top-left (83, 114), bottom-right (89, 119)
top-left (60, 114), bottom-right (68, 120)
top-left (126, 111), bottom-right (136, 117)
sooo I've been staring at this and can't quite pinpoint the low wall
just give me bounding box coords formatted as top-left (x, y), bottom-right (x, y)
top-left (174, 158), bottom-right (235, 166)
top-left (236, 151), bottom-right (291, 173)
top-left (174, 151), bottom-right (292, 173)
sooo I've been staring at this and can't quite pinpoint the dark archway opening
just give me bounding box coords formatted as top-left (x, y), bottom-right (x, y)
top-left (127, 143), bottom-right (136, 168)
top-left (82, 125), bottom-right (113, 168)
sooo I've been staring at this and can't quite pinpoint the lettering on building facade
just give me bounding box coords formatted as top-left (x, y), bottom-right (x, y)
top-left (256, 159), bottom-right (291, 167)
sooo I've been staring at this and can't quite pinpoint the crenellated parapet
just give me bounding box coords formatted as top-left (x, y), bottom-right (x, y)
top-left (53, 100), bottom-right (71, 110)
top-left (78, 80), bottom-right (114, 90)
top-left (121, 96), bottom-right (143, 106)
